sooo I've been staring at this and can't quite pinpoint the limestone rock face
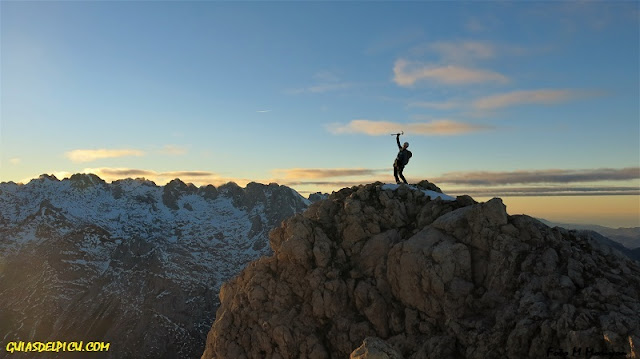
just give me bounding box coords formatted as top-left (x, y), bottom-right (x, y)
top-left (201, 182), bottom-right (640, 359)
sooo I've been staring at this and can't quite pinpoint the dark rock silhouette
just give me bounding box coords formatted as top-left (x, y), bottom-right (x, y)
top-left (308, 192), bottom-right (329, 203)
top-left (202, 181), bottom-right (640, 359)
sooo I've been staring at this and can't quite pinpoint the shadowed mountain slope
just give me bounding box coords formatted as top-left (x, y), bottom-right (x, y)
top-left (0, 174), bottom-right (309, 358)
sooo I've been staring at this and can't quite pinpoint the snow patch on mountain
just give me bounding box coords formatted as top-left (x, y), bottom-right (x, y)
top-left (0, 174), bottom-right (309, 359)
top-left (380, 183), bottom-right (455, 201)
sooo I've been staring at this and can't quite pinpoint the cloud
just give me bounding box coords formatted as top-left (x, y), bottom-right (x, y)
top-left (269, 167), bottom-right (396, 192)
top-left (407, 88), bottom-right (596, 116)
top-left (159, 145), bottom-right (187, 156)
top-left (278, 167), bottom-right (640, 197)
top-left (79, 167), bottom-right (250, 187)
top-left (283, 180), bottom-right (378, 188)
top-left (73, 167), bottom-right (390, 191)
top-left (449, 186), bottom-right (640, 197)
top-left (256, 110), bottom-right (272, 113)
top-left (88, 168), bottom-right (155, 177)
top-left (162, 171), bottom-right (218, 178)
top-left (65, 149), bottom-right (144, 163)
top-left (432, 167), bottom-right (640, 186)
top-left (327, 119), bottom-right (493, 136)
top-left (19, 168), bottom-right (260, 188)
top-left (472, 89), bottom-right (583, 110)
top-left (409, 39), bottom-right (535, 60)
top-left (393, 59), bottom-right (508, 87)
top-left (9, 158), bottom-right (21, 165)
top-left (273, 168), bottom-right (387, 180)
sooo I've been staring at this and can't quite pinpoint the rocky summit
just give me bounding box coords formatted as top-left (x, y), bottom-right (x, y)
top-left (202, 181), bottom-right (640, 359)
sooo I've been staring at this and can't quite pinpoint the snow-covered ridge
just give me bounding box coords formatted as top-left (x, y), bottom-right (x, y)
top-left (0, 174), bottom-right (307, 232)
top-left (0, 173), bottom-right (310, 358)
top-left (380, 183), bottom-right (456, 201)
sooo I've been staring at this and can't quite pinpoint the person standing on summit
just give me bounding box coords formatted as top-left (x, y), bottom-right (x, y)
top-left (393, 132), bottom-right (412, 184)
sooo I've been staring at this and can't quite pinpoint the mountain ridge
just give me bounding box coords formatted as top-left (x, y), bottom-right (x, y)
top-left (538, 218), bottom-right (640, 249)
top-left (0, 173), bottom-right (310, 358)
top-left (202, 181), bottom-right (640, 358)
top-left (2, 175), bottom-right (638, 358)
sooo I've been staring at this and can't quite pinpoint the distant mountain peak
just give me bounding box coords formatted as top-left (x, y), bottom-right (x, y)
top-left (35, 173), bottom-right (60, 182)
top-left (68, 173), bottom-right (107, 190)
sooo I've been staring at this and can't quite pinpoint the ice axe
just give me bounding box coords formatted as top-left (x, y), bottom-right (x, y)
top-left (390, 131), bottom-right (404, 136)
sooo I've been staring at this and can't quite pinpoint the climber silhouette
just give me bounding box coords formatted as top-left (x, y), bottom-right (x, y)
top-left (393, 132), bottom-right (412, 184)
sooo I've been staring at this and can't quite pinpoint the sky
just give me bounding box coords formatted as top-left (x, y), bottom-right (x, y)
top-left (1, 1), bottom-right (639, 228)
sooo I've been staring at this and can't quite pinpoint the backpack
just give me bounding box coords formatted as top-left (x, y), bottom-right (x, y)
top-left (403, 150), bottom-right (412, 166)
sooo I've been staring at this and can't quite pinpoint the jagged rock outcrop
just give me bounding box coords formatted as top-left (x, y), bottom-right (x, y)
top-left (308, 192), bottom-right (330, 203)
top-left (202, 181), bottom-right (640, 359)
top-left (163, 178), bottom-right (198, 209)
top-left (69, 173), bottom-right (107, 190)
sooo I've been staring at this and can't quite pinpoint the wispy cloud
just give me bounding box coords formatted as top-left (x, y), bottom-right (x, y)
top-left (86, 168), bottom-right (216, 178)
top-left (473, 89), bottom-right (584, 110)
top-left (449, 186), bottom-right (640, 197)
top-left (89, 168), bottom-right (155, 177)
top-left (9, 158), bottom-right (21, 165)
top-left (283, 167), bottom-right (640, 197)
top-left (286, 182), bottom-right (640, 197)
top-left (273, 168), bottom-right (386, 180)
top-left (162, 170), bottom-right (219, 178)
top-left (409, 39), bottom-right (534, 62)
top-left (82, 167), bottom-right (389, 190)
top-left (20, 168), bottom-right (260, 188)
top-left (432, 167), bottom-right (640, 186)
top-left (80, 167), bottom-right (253, 187)
top-left (65, 149), bottom-right (145, 163)
top-left (268, 167), bottom-right (397, 192)
top-left (159, 145), bottom-right (187, 156)
top-left (408, 88), bottom-right (595, 115)
top-left (283, 180), bottom-right (379, 188)
top-left (327, 119), bottom-right (493, 136)
top-left (256, 109), bottom-right (272, 113)
top-left (393, 59), bottom-right (508, 87)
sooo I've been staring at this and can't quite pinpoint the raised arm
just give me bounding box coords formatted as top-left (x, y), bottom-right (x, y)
top-left (396, 134), bottom-right (402, 150)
